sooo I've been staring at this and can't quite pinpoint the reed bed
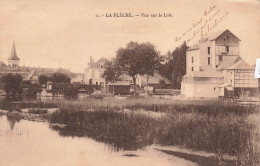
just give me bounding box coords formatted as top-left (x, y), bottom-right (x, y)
top-left (47, 98), bottom-right (260, 165)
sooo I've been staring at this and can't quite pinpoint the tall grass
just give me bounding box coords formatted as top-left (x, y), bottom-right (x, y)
top-left (47, 98), bottom-right (260, 165)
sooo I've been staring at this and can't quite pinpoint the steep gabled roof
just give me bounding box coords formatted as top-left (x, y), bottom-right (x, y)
top-left (217, 56), bottom-right (241, 70)
top-left (8, 42), bottom-right (20, 60)
top-left (138, 73), bottom-right (172, 84)
top-left (226, 59), bottom-right (254, 70)
top-left (208, 29), bottom-right (241, 41)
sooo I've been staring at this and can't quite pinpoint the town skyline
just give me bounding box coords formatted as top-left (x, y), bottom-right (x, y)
top-left (0, 0), bottom-right (259, 72)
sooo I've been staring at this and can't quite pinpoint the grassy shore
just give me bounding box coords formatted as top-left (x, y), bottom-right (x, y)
top-left (1, 97), bottom-right (259, 165)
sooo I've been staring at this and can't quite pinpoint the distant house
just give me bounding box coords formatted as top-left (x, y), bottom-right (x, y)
top-left (136, 73), bottom-right (172, 89)
top-left (181, 29), bottom-right (258, 98)
top-left (84, 56), bottom-right (108, 86)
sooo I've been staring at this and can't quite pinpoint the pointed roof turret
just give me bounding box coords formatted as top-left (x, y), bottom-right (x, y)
top-left (8, 42), bottom-right (20, 60)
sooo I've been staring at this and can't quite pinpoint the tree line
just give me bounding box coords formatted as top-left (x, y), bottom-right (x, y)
top-left (38, 72), bottom-right (71, 85)
top-left (0, 72), bottom-right (71, 98)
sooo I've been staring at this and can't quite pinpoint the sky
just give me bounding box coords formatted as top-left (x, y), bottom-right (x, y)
top-left (0, 0), bottom-right (259, 72)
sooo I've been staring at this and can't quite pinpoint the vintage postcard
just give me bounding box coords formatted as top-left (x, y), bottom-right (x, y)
top-left (0, 0), bottom-right (259, 166)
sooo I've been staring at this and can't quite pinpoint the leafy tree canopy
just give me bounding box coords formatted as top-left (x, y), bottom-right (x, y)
top-left (38, 74), bottom-right (49, 85)
top-left (159, 42), bottom-right (188, 89)
top-left (49, 72), bottom-right (71, 84)
top-left (102, 59), bottom-right (121, 83)
top-left (114, 41), bottom-right (161, 95)
top-left (1, 73), bottom-right (23, 96)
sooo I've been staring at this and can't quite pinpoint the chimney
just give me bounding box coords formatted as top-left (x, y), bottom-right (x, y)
top-left (200, 31), bottom-right (208, 43)
top-left (89, 56), bottom-right (94, 67)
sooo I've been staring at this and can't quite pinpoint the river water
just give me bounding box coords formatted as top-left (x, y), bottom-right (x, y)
top-left (0, 115), bottom-right (196, 166)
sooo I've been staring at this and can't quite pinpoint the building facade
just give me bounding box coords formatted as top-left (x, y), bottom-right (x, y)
top-left (181, 29), bottom-right (258, 98)
top-left (84, 56), bottom-right (108, 86)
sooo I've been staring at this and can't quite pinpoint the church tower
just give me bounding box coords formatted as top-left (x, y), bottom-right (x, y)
top-left (8, 42), bottom-right (20, 67)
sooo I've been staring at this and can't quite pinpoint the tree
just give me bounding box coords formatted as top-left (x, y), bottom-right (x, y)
top-left (115, 42), bottom-right (144, 96)
top-left (38, 74), bottom-right (49, 85)
top-left (115, 41), bottom-right (162, 95)
top-left (49, 72), bottom-right (71, 84)
top-left (22, 82), bottom-right (42, 98)
top-left (102, 59), bottom-right (121, 95)
top-left (138, 42), bottom-right (162, 93)
top-left (102, 59), bottom-right (121, 83)
top-left (1, 73), bottom-right (23, 97)
top-left (159, 42), bottom-right (188, 89)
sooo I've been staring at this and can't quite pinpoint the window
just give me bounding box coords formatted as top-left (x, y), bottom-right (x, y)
top-left (192, 57), bottom-right (194, 63)
top-left (208, 57), bottom-right (211, 65)
top-left (191, 67), bottom-right (194, 71)
top-left (219, 55), bottom-right (223, 62)
top-left (226, 46), bottom-right (229, 53)
top-left (208, 47), bottom-right (210, 54)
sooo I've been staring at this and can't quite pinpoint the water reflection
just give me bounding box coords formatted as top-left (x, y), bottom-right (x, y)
top-left (0, 115), bottom-right (196, 166)
top-left (6, 114), bottom-right (22, 131)
top-left (51, 125), bottom-right (144, 152)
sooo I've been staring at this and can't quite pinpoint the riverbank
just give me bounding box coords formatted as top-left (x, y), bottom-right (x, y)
top-left (0, 97), bottom-right (259, 165)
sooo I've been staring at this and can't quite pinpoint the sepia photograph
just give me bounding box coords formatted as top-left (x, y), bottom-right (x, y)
top-left (0, 0), bottom-right (260, 165)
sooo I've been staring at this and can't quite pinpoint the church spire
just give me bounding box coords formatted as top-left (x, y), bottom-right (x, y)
top-left (8, 41), bottom-right (20, 60)
top-left (8, 41), bottom-right (20, 67)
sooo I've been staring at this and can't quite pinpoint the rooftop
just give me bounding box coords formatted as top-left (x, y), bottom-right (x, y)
top-left (138, 73), bottom-right (172, 84)
top-left (87, 57), bottom-right (108, 69)
top-left (208, 29), bottom-right (240, 41)
top-left (226, 59), bottom-right (255, 70)
top-left (217, 56), bottom-right (241, 70)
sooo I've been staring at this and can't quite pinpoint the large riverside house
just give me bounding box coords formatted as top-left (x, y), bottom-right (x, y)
top-left (84, 56), bottom-right (108, 86)
top-left (181, 29), bottom-right (258, 98)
